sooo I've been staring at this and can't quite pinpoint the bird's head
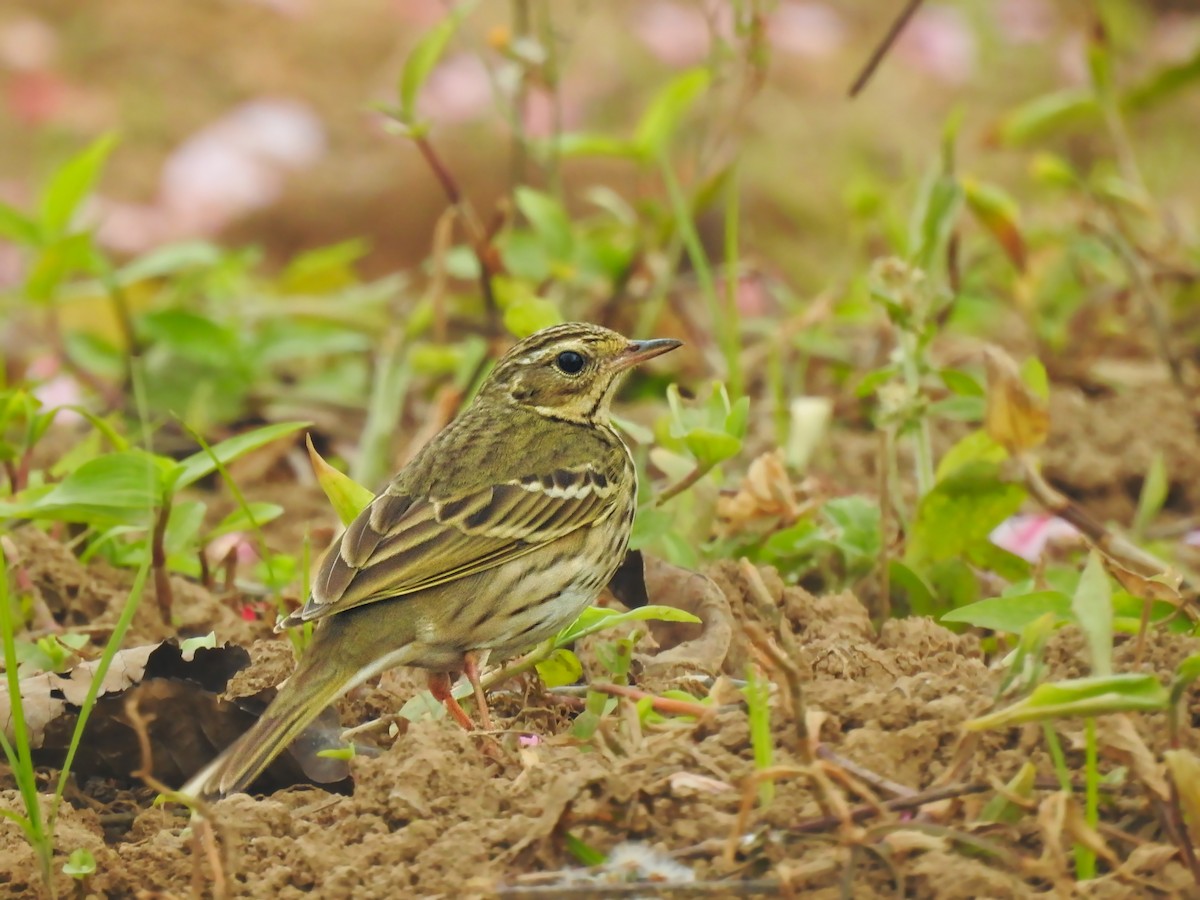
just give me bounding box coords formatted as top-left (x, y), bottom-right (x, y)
top-left (479, 322), bottom-right (682, 424)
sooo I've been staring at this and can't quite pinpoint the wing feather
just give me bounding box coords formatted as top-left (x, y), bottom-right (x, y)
top-left (284, 463), bottom-right (620, 625)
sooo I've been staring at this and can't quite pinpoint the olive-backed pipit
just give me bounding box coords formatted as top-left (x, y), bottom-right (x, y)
top-left (182, 322), bottom-right (681, 799)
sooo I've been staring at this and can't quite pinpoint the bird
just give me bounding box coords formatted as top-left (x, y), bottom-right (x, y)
top-left (181, 322), bottom-right (682, 799)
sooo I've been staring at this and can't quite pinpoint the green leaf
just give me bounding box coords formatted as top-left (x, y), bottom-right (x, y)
top-left (514, 187), bottom-right (573, 260)
top-left (0, 202), bottom-right (40, 246)
top-left (179, 632), bottom-right (218, 655)
top-left (979, 761), bottom-right (1037, 824)
top-left (397, 1), bottom-right (479, 124)
top-left (306, 435), bottom-right (374, 526)
top-left (25, 233), bottom-right (98, 302)
top-left (278, 238), bottom-right (368, 294)
top-left (1132, 452), bottom-right (1168, 538)
top-left (1072, 551), bottom-right (1113, 677)
top-left (117, 241), bottom-right (223, 284)
top-left (163, 499), bottom-right (206, 555)
top-left (172, 421), bottom-right (308, 491)
top-left (1019, 356), bottom-right (1049, 401)
top-left (209, 502), bottom-right (285, 539)
top-left (940, 368), bottom-right (985, 398)
top-left (633, 68), bottom-right (710, 160)
top-left (555, 604), bottom-right (701, 648)
top-left (994, 89), bottom-right (1100, 146)
top-left (966, 674), bottom-right (1168, 730)
top-left (908, 166), bottom-right (963, 272)
top-left (683, 428), bottom-right (741, 468)
top-left (941, 591), bottom-right (1072, 632)
top-left (12, 451), bottom-right (163, 525)
top-left (62, 847), bottom-right (96, 879)
top-left (551, 133), bottom-right (641, 160)
top-left (962, 177), bottom-right (1025, 271)
top-left (140, 310), bottom-right (240, 367)
top-left (39, 134), bottom-right (117, 237)
top-left (534, 648), bottom-right (583, 688)
top-left (889, 559), bottom-right (936, 616)
top-left (564, 832), bottom-right (607, 866)
top-left (1124, 48), bottom-right (1200, 111)
top-left (503, 294), bottom-right (562, 339)
top-left (905, 461), bottom-right (1025, 572)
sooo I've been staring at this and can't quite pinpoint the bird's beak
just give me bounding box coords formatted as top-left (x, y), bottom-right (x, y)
top-left (612, 338), bottom-right (683, 373)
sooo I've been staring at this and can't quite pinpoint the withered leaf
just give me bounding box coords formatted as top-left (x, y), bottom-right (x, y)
top-left (984, 346), bottom-right (1049, 453)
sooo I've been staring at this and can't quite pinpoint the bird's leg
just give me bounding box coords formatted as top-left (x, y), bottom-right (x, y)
top-left (463, 650), bottom-right (493, 731)
top-left (427, 671), bottom-right (475, 731)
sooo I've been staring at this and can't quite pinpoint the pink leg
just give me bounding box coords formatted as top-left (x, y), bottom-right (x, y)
top-left (463, 650), bottom-right (493, 731)
top-left (427, 671), bottom-right (475, 731)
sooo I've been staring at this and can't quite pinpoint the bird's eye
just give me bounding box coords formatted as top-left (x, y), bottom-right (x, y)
top-left (555, 350), bottom-right (586, 375)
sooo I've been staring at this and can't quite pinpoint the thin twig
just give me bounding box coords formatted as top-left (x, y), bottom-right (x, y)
top-left (848, 0), bottom-right (925, 98)
top-left (151, 502), bottom-right (174, 623)
top-left (125, 694), bottom-right (229, 899)
top-left (497, 882), bottom-right (784, 898)
top-left (1015, 453), bottom-right (1194, 598)
top-left (411, 134), bottom-right (499, 318)
top-left (739, 560), bottom-right (809, 756)
top-left (587, 682), bottom-right (714, 719)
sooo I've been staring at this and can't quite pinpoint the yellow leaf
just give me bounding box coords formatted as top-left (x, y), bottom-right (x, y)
top-left (306, 434), bottom-right (374, 526)
top-left (984, 346), bottom-right (1049, 453)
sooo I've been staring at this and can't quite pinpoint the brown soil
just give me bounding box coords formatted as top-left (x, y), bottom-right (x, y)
top-left (3, 547), bottom-right (1198, 899)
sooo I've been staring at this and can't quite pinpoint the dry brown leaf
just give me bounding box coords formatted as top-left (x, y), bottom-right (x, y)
top-left (984, 346), bottom-right (1049, 453)
top-left (2, 644), bottom-right (159, 749)
top-left (631, 555), bottom-right (733, 678)
top-left (715, 450), bottom-right (804, 537)
top-left (1102, 556), bottom-right (1184, 605)
top-left (880, 829), bottom-right (949, 855)
top-left (667, 772), bottom-right (734, 796)
top-left (1118, 843), bottom-right (1179, 877)
top-left (0, 640), bottom-right (348, 792)
top-left (1164, 749), bottom-right (1200, 849)
top-left (1038, 791), bottom-right (1116, 878)
top-left (1097, 715), bottom-right (1170, 801)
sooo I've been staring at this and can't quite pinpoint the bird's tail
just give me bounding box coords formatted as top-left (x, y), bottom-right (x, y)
top-left (180, 650), bottom-right (358, 801)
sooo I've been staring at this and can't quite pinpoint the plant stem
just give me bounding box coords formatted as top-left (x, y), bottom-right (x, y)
top-left (0, 545), bottom-right (55, 897)
top-left (659, 156), bottom-right (743, 397)
top-left (151, 499), bottom-right (174, 623)
top-left (1079, 717), bottom-right (1099, 880)
top-left (898, 329), bottom-right (934, 497)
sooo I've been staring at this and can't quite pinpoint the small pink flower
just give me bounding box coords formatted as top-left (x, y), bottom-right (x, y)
top-left (633, 2), bottom-right (731, 68)
top-left (990, 514), bottom-right (1079, 562)
top-left (895, 5), bottom-right (977, 85)
top-left (769, 3), bottom-right (846, 59)
top-left (417, 54), bottom-right (493, 125)
top-left (517, 734), bottom-right (542, 747)
top-left (205, 532), bottom-right (260, 567)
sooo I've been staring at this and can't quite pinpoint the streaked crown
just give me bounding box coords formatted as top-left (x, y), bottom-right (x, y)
top-left (477, 323), bottom-right (681, 423)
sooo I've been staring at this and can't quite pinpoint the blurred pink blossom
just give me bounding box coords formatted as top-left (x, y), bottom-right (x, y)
top-left (769, 3), bottom-right (846, 59)
top-left (235, 0), bottom-right (310, 16)
top-left (26, 356), bottom-right (85, 424)
top-left (896, 5), bottom-right (977, 85)
top-left (205, 532), bottom-right (261, 568)
top-left (0, 17), bottom-right (57, 71)
top-left (634, 2), bottom-right (732, 68)
top-left (417, 53), bottom-right (493, 125)
top-left (98, 98), bottom-right (325, 253)
top-left (993, 0), bottom-right (1054, 45)
top-left (390, 0), bottom-right (451, 26)
top-left (1057, 31), bottom-right (1088, 85)
top-left (521, 84), bottom-right (588, 137)
top-left (6, 71), bottom-right (70, 125)
top-left (990, 514), bottom-right (1079, 562)
top-left (517, 734), bottom-right (542, 747)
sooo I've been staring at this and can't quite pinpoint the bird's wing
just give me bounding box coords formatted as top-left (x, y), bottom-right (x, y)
top-left (288, 464), bottom-right (622, 623)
